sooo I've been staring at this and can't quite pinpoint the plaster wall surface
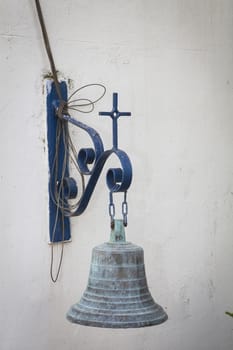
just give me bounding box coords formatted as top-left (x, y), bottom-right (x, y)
top-left (0, 1), bottom-right (233, 349)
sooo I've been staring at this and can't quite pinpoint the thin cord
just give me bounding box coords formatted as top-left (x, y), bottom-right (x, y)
top-left (35, 0), bottom-right (70, 282)
top-left (35, 0), bottom-right (106, 282)
top-left (50, 196), bottom-right (64, 282)
top-left (50, 121), bottom-right (67, 282)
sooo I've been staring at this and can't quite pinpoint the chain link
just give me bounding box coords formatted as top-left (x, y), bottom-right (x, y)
top-left (109, 192), bottom-right (115, 228)
top-left (122, 191), bottom-right (128, 227)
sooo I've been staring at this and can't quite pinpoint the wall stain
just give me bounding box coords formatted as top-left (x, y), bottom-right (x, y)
top-left (179, 285), bottom-right (191, 319)
top-left (208, 278), bottom-right (216, 299)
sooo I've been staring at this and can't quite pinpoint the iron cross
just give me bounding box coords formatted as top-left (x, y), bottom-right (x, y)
top-left (99, 93), bottom-right (131, 149)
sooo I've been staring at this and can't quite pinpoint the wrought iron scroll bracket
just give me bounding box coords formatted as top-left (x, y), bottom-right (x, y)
top-left (47, 82), bottom-right (132, 242)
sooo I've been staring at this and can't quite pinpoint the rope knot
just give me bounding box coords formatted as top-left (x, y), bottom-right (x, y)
top-left (56, 100), bottom-right (68, 119)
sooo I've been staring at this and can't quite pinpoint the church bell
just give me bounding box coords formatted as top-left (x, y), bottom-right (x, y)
top-left (67, 220), bottom-right (168, 328)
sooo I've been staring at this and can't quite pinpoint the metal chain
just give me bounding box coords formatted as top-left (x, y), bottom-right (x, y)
top-left (108, 191), bottom-right (128, 228)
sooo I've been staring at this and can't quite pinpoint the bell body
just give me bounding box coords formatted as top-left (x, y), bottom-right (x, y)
top-left (67, 221), bottom-right (168, 328)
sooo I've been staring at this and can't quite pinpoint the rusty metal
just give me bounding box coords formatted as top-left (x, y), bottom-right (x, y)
top-left (66, 220), bottom-right (168, 328)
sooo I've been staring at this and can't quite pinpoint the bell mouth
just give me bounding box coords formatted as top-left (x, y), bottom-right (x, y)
top-left (66, 303), bottom-right (168, 328)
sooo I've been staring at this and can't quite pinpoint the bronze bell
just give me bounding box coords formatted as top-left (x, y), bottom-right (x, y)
top-left (66, 220), bottom-right (168, 328)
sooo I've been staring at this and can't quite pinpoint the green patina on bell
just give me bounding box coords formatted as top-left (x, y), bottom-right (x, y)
top-left (66, 220), bottom-right (168, 328)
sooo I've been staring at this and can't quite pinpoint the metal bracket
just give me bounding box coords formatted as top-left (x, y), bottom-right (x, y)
top-left (46, 81), bottom-right (71, 242)
top-left (47, 81), bottom-right (133, 242)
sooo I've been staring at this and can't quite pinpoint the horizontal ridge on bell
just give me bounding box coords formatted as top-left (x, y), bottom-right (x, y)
top-left (66, 220), bottom-right (168, 328)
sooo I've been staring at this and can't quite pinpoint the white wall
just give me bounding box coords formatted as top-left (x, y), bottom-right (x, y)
top-left (1, 0), bottom-right (233, 349)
